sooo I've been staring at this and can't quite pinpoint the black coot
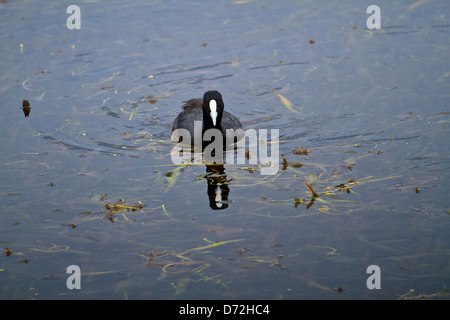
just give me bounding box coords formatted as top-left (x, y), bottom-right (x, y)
top-left (172, 91), bottom-right (243, 146)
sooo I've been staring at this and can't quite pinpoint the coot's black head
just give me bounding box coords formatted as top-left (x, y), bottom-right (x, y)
top-left (202, 90), bottom-right (224, 129)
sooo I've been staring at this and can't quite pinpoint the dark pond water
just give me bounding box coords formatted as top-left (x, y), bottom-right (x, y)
top-left (1, 0), bottom-right (449, 299)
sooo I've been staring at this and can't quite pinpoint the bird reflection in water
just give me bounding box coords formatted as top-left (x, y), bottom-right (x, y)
top-left (204, 164), bottom-right (231, 210)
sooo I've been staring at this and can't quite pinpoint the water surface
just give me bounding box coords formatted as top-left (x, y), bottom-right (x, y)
top-left (0, 0), bottom-right (449, 299)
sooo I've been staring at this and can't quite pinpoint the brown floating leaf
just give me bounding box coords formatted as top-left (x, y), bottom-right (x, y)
top-left (22, 99), bottom-right (30, 117)
top-left (281, 153), bottom-right (302, 169)
top-left (305, 183), bottom-right (319, 197)
top-left (306, 197), bottom-right (316, 209)
top-left (293, 147), bottom-right (309, 155)
top-left (281, 153), bottom-right (288, 170)
top-left (237, 248), bottom-right (249, 255)
top-left (294, 197), bottom-right (306, 208)
top-left (290, 162), bottom-right (303, 168)
top-left (336, 183), bottom-right (350, 193)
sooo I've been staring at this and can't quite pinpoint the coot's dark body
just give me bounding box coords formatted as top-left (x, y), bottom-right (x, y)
top-left (171, 91), bottom-right (243, 146)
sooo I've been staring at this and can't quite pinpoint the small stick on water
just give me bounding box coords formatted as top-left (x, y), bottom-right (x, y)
top-left (305, 183), bottom-right (319, 197)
